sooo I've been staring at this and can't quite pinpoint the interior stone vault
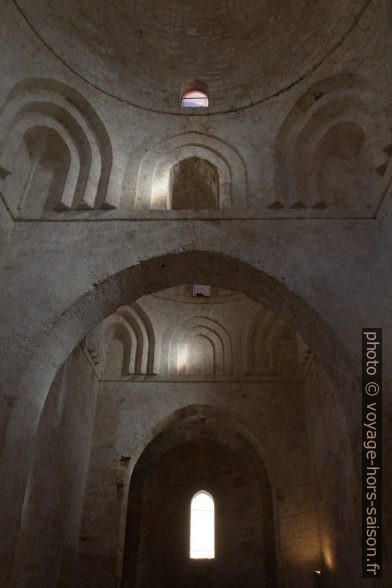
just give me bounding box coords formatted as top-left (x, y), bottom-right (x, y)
top-left (0, 0), bottom-right (391, 587)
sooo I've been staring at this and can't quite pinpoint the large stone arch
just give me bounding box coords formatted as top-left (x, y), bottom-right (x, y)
top-left (0, 250), bottom-right (357, 583)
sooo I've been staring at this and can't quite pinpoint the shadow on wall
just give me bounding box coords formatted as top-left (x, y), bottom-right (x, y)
top-left (121, 405), bottom-right (278, 588)
top-left (170, 157), bottom-right (219, 210)
top-left (273, 74), bottom-right (392, 211)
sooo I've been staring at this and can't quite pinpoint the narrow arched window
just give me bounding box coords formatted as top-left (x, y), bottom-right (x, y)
top-left (190, 491), bottom-right (215, 559)
top-left (181, 89), bottom-right (209, 108)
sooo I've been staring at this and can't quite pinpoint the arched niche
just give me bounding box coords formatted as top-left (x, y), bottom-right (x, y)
top-left (87, 302), bottom-right (156, 378)
top-left (309, 121), bottom-right (375, 208)
top-left (14, 125), bottom-right (71, 211)
top-left (1, 116), bottom-right (78, 212)
top-left (170, 157), bottom-right (219, 210)
top-left (0, 79), bottom-right (115, 211)
top-left (246, 309), bottom-right (301, 377)
top-left (270, 323), bottom-right (300, 377)
top-left (121, 406), bottom-right (278, 588)
top-left (180, 335), bottom-right (215, 376)
top-left (103, 323), bottom-right (132, 378)
top-left (134, 132), bottom-right (248, 210)
top-left (274, 74), bottom-right (390, 211)
top-left (166, 316), bottom-right (232, 377)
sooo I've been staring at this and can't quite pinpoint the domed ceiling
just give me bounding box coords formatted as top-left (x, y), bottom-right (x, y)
top-left (14, 0), bottom-right (369, 114)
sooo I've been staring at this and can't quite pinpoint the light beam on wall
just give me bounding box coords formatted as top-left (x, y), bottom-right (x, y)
top-left (151, 170), bottom-right (170, 208)
top-left (177, 342), bottom-right (189, 372)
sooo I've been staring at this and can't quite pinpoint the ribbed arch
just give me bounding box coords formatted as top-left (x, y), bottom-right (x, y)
top-left (274, 74), bottom-right (390, 210)
top-left (87, 302), bottom-right (156, 378)
top-left (103, 321), bottom-right (134, 378)
top-left (166, 316), bottom-right (233, 376)
top-left (134, 131), bottom-right (247, 210)
top-left (0, 79), bottom-right (114, 210)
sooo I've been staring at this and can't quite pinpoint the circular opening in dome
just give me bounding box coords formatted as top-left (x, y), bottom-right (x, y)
top-left (181, 89), bottom-right (209, 108)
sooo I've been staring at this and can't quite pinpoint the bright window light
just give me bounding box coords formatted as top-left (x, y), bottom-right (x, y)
top-left (190, 491), bottom-right (215, 559)
top-left (181, 90), bottom-right (209, 108)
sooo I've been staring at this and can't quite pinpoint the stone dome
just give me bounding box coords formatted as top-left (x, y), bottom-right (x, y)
top-left (14, 0), bottom-right (369, 113)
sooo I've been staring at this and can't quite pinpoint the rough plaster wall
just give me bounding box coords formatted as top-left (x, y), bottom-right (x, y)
top-left (0, 394), bottom-right (13, 457)
top-left (0, 1), bottom-right (390, 216)
top-left (21, 127), bottom-right (71, 212)
top-left (313, 121), bottom-right (375, 209)
top-left (125, 440), bottom-right (267, 588)
top-left (0, 0), bottom-right (391, 585)
top-left (9, 346), bottom-right (98, 588)
top-left (77, 379), bottom-right (320, 588)
top-left (1, 223), bottom-right (391, 586)
top-left (1, 219), bottom-right (388, 415)
top-left (0, 196), bottom-right (13, 263)
top-left (10, 0), bottom-right (373, 114)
